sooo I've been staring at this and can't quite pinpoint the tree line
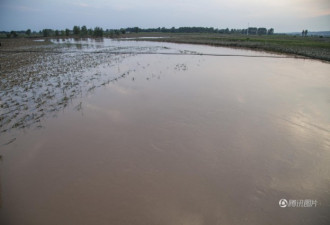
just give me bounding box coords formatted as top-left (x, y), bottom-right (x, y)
top-left (2, 26), bottom-right (276, 38)
top-left (125, 26), bottom-right (274, 35)
top-left (42, 26), bottom-right (104, 37)
top-left (2, 26), bottom-right (105, 38)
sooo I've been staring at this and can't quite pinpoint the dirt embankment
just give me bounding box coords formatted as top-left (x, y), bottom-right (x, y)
top-left (119, 33), bottom-right (330, 62)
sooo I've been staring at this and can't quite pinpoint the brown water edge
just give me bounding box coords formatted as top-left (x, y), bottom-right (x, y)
top-left (0, 51), bottom-right (330, 224)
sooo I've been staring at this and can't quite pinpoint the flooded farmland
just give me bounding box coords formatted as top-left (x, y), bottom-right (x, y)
top-left (0, 38), bottom-right (329, 225)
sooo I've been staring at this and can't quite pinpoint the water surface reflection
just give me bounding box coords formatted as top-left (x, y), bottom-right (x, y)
top-left (0, 41), bottom-right (329, 225)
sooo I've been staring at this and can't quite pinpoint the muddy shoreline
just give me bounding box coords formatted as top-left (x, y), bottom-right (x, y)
top-left (0, 38), bottom-right (133, 136)
top-left (114, 33), bottom-right (330, 62)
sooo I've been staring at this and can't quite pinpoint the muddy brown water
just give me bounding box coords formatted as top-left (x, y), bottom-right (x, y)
top-left (0, 39), bottom-right (330, 225)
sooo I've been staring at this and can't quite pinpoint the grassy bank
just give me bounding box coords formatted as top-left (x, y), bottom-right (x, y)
top-left (120, 33), bottom-right (330, 61)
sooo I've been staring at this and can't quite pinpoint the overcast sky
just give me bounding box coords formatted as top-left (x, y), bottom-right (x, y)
top-left (0, 0), bottom-right (329, 32)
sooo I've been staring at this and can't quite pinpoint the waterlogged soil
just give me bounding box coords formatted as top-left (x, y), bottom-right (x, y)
top-left (0, 38), bottom-right (176, 137)
top-left (0, 38), bottom-right (330, 225)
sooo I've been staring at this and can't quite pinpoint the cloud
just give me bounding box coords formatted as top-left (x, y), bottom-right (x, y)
top-left (0, 0), bottom-right (329, 32)
top-left (76, 2), bottom-right (90, 8)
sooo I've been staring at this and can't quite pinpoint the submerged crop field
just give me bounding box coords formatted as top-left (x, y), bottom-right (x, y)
top-left (0, 38), bottom-right (170, 140)
top-left (0, 37), bottom-right (299, 139)
top-left (0, 38), bottom-right (330, 225)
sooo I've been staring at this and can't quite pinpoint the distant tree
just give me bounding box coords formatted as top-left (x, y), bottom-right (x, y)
top-left (93, 27), bottom-right (103, 37)
top-left (65, 29), bottom-right (70, 36)
top-left (120, 28), bottom-right (126, 34)
top-left (257, 27), bottom-right (267, 35)
top-left (81, 25), bottom-right (87, 36)
top-left (171, 27), bottom-right (175, 33)
top-left (302, 30), bottom-right (309, 37)
top-left (61, 30), bottom-right (65, 36)
top-left (88, 28), bottom-right (93, 36)
top-left (55, 30), bottom-right (59, 36)
top-left (25, 29), bottom-right (31, 36)
top-left (267, 28), bottom-right (274, 35)
top-left (73, 26), bottom-right (80, 35)
top-left (42, 29), bottom-right (52, 37)
top-left (248, 27), bottom-right (258, 35)
top-left (10, 31), bottom-right (18, 38)
top-left (133, 27), bottom-right (140, 33)
top-left (114, 30), bottom-right (120, 36)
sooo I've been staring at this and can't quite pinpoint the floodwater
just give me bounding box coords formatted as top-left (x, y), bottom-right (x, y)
top-left (0, 39), bottom-right (330, 225)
